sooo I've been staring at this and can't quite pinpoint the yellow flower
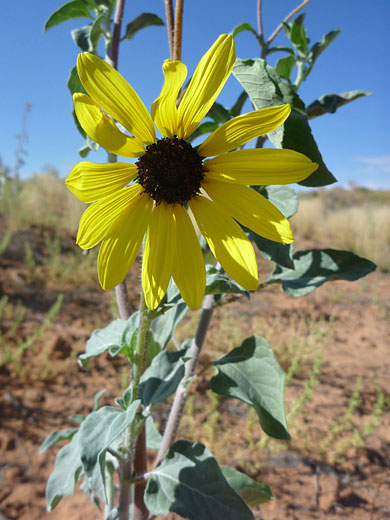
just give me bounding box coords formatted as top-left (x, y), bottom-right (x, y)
top-left (66, 34), bottom-right (317, 310)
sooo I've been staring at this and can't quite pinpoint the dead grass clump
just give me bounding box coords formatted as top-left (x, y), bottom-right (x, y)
top-left (2, 171), bottom-right (85, 232)
top-left (292, 194), bottom-right (390, 271)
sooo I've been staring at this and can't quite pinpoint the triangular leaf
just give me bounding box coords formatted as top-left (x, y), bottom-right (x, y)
top-left (287, 14), bottom-right (308, 56)
top-left (249, 232), bottom-right (294, 270)
top-left (150, 303), bottom-right (188, 349)
top-left (308, 30), bottom-right (341, 69)
top-left (145, 440), bottom-right (254, 519)
top-left (265, 248), bottom-right (377, 296)
top-left (46, 431), bottom-right (82, 510)
top-left (211, 336), bottom-right (290, 440)
top-left (206, 268), bottom-right (250, 298)
top-left (67, 65), bottom-right (87, 96)
top-left (78, 401), bottom-right (140, 503)
top-left (231, 22), bottom-right (258, 40)
top-left (307, 90), bottom-right (372, 119)
top-left (79, 402), bottom-right (139, 475)
top-left (188, 121), bottom-right (219, 142)
top-left (44, 0), bottom-right (93, 32)
top-left (67, 66), bottom-right (87, 139)
top-left (145, 415), bottom-right (163, 450)
top-left (79, 318), bottom-right (128, 369)
top-left (275, 55), bottom-right (295, 80)
top-left (123, 13), bottom-right (164, 41)
top-left (139, 348), bottom-right (188, 406)
top-left (207, 102), bottom-right (232, 124)
top-left (257, 185), bottom-right (298, 219)
top-left (93, 389), bottom-right (106, 411)
top-left (246, 186), bottom-right (297, 269)
top-left (40, 428), bottom-right (78, 454)
top-left (71, 24), bottom-right (93, 51)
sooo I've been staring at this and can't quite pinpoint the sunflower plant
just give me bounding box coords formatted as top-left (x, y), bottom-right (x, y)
top-left (42, 1), bottom-right (375, 519)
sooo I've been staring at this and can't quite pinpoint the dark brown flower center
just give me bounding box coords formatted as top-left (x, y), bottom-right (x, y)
top-left (136, 137), bottom-right (205, 205)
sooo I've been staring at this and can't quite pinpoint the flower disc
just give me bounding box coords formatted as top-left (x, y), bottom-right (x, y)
top-left (136, 137), bottom-right (204, 205)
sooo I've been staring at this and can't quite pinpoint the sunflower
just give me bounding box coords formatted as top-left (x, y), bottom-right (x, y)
top-left (66, 34), bottom-right (317, 310)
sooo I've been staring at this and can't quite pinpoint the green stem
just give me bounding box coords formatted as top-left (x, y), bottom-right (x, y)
top-left (294, 59), bottom-right (306, 90)
top-left (131, 291), bottom-right (150, 400)
top-left (104, 462), bottom-right (115, 520)
top-left (118, 290), bottom-right (151, 520)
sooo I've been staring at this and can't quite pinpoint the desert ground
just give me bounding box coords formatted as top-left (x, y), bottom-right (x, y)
top-left (0, 174), bottom-right (389, 519)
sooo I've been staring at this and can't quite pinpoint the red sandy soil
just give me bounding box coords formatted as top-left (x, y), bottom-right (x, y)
top-left (0, 226), bottom-right (389, 519)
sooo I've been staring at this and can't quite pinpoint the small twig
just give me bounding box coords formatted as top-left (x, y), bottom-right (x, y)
top-left (256, 135), bottom-right (267, 149)
top-left (164, 0), bottom-right (175, 59)
top-left (267, 0), bottom-right (312, 45)
top-left (107, 447), bottom-right (122, 460)
top-left (115, 278), bottom-right (132, 320)
top-left (173, 0), bottom-right (184, 61)
top-left (257, 0), bottom-right (263, 40)
top-left (154, 294), bottom-right (215, 467)
top-left (106, 0), bottom-right (126, 69)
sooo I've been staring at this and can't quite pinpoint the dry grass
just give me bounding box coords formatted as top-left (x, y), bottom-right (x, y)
top-left (291, 189), bottom-right (390, 271)
top-left (1, 170), bottom-right (85, 232)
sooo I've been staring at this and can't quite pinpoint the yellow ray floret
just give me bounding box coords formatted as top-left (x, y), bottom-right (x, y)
top-left (66, 161), bottom-right (138, 203)
top-left (205, 148), bottom-right (318, 185)
top-left (198, 105), bottom-right (291, 157)
top-left (172, 204), bottom-right (206, 309)
top-left (97, 190), bottom-right (153, 290)
top-left (77, 53), bottom-right (155, 144)
top-left (190, 196), bottom-right (259, 291)
top-left (73, 94), bottom-right (146, 158)
top-left (142, 204), bottom-right (176, 310)
top-left (203, 179), bottom-right (294, 244)
top-left (151, 60), bottom-right (187, 138)
top-left (176, 34), bottom-right (236, 139)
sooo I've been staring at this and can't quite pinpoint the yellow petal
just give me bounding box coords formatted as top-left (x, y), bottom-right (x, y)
top-left (177, 35), bottom-right (236, 139)
top-left (198, 105), bottom-right (291, 157)
top-left (151, 60), bottom-right (187, 137)
top-left (66, 161), bottom-right (138, 203)
top-left (142, 203), bottom-right (176, 310)
top-left (172, 205), bottom-right (206, 309)
top-left (205, 148), bottom-right (318, 184)
top-left (74, 93), bottom-right (146, 157)
top-left (77, 52), bottom-right (155, 144)
top-left (203, 179), bottom-right (294, 244)
top-left (97, 191), bottom-right (153, 290)
top-left (190, 196), bottom-right (258, 290)
top-left (76, 184), bottom-right (145, 249)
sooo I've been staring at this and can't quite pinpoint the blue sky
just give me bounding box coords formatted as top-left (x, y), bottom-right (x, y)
top-left (1, 0), bottom-right (389, 189)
